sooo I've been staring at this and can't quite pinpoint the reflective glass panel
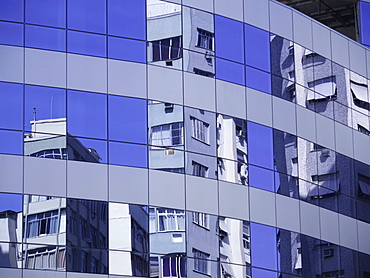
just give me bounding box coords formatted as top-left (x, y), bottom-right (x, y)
top-left (0, 129), bottom-right (23, 155)
top-left (25, 25), bottom-right (66, 52)
top-left (108, 36), bottom-right (146, 63)
top-left (67, 0), bottom-right (106, 34)
top-left (0, 21), bottom-right (23, 47)
top-left (67, 90), bottom-right (107, 140)
top-left (0, 82), bottom-right (23, 131)
top-left (68, 30), bottom-right (106, 57)
top-left (216, 58), bottom-right (245, 86)
top-left (214, 15), bottom-right (244, 64)
top-left (66, 247), bottom-right (108, 274)
top-left (247, 122), bottom-right (274, 170)
top-left (23, 244), bottom-right (66, 271)
top-left (249, 165), bottom-right (274, 192)
top-left (110, 250), bottom-right (149, 276)
top-left (186, 152), bottom-right (217, 179)
top-left (276, 229), bottom-right (300, 276)
top-left (183, 49), bottom-right (215, 78)
top-left (108, 95), bottom-right (147, 144)
top-left (0, 0), bottom-right (23, 22)
top-left (108, 0), bottom-right (146, 40)
top-left (246, 66), bottom-right (271, 94)
top-left (25, 0), bottom-right (66, 28)
top-left (109, 141), bottom-right (147, 168)
top-left (24, 133), bottom-right (67, 159)
top-left (0, 193), bottom-right (22, 244)
top-left (245, 24), bottom-right (270, 72)
top-left (67, 137), bottom-right (106, 163)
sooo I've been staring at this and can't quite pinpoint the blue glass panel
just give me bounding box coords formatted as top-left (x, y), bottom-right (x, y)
top-left (0, 0), bottom-right (23, 22)
top-left (108, 95), bottom-right (147, 144)
top-left (360, 1), bottom-right (370, 46)
top-left (214, 15), bottom-right (244, 63)
top-left (108, 36), bottom-right (146, 63)
top-left (246, 66), bottom-right (271, 94)
top-left (25, 0), bottom-right (66, 28)
top-left (67, 0), bottom-right (106, 34)
top-left (245, 24), bottom-right (270, 72)
top-left (25, 25), bottom-right (66, 52)
top-left (0, 129), bottom-right (23, 155)
top-left (0, 21), bottom-right (23, 46)
top-left (70, 137), bottom-right (107, 163)
top-left (108, 0), bottom-right (146, 40)
top-left (24, 85), bottom-right (66, 133)
top-left (0, 82), bottom-right (23, 130)
top-left (251, 223), bottom-right (277, 271)
top-left (68, 30), bottom-right (106, 57)
top-left (0, 193), bottom-right (22, 213)
top-left (109, 141), bottom-right (147, 168)
top-left (67, 90), bottom-right (107, 140)
top-left (251, 268), bottom-right (278, 278)
top-left (247, 122), bottom-right (274, 170)
top-left (216, 58), bottom-right (245, 86)
top-left (249, 165), bottom-right (274, 192)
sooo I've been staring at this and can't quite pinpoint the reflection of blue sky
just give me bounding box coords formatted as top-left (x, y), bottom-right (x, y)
top-left (244, 24), bottom-right (270, 72)
top-left (251, 222), bottom-right (277, 271)
top-left (68, 90), bottom-right (107, 140)
top-left (249, 165), bottom-right (274, 192)
top-left (0, 82), bottom-right (23, 130)
top-left (109, 141), bottom-right (147, 168)
top-left (252, 267), bottom-right (278, 278)
top-left (108, 95), bottom-right (147, 144)
top-left (0, 129), bottom-right (23, 155)
top-left (248, 122), bottom-right (274, 169)
top-left (0, 193), bottom-right (22, 213)
top-left (25, 85), bottom-right (66, 131)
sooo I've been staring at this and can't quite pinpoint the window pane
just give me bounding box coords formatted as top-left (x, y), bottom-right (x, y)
top-left (108, 141), bottom-right (147, 168)
top-left (246, 66), bottom-right (271, 94)
top-left (68, 137), bottom-right (106, 163)
top-left (68, 30), bottom-right (106, 57)
top-left (0, 22), bottom-right (23, 47)
top-left (0, 0), bottom-right (24, 22)
top-left (108, 36), bottom-right (146, 63)
top-left (244, 24), bottom-right (270, 72)
top-left (25, 25), bottom-right (66, 52)
top-left (216, 58), bottom-right (245, 86)
top-left (0, 130), bottom-right (23, 155)
top-left (26, 0), bottom-right (66, 28)
top-left (0, 82), bottom-right (23, 131)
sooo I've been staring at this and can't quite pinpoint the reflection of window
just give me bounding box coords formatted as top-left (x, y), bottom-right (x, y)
top-left (307, 76), bottom-right (336, 101)
top-left (358, 124), bottom-right (370, 136)
top-left (151, 123), bottom-right (183, 146)
top-left (79, 217), bottom-right (88, 239)
top-left (158, 209), bottom-right (185, 231)
top-left (30, 148), bottom-right (67, 159)
top-left (243, 221), bottom-right (250, 251)
top-left (193, 68), bottom-right (215, 78)
top-left (196, 28), bottom-right (214, 50)
top-left (309, 172), bottom-right (339, 197)
top-left (152, 36), bottom-right (182, 62)
top-left (192, 161), bottom-right (208, 177)
top-left (26, 247), bottom-right (66, 270)
top-left (162, 255), bottom-right (186, 278)
top-left (358, 174), bottom-right (370, 199)
top-left (29, 195), bottom-right (57, 203)
top-left (191, 117), bottom-right (209, 144)
top-left (26, 210), bottom-right (61, 238)
top-left (192, 212), bottom-right (209, 229)
top-left (193, 249), bottom-right (210, 275)
top-left (351, 80), bottom-right (369, 110)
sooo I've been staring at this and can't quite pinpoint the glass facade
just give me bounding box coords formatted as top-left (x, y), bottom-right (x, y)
top-left (1, 0), bottom-right (370, 277)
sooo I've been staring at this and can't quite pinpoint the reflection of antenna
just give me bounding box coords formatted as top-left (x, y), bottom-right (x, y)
top-left (33, 108), bottom-right (36, 133)
top-left (50, 96), bottom-right (53, 118)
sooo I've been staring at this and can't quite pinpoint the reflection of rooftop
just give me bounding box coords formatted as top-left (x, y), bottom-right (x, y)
top-left (147, 2), bottom-right (181, 18)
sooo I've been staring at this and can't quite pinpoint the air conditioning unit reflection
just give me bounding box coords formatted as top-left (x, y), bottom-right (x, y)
top-left (321, 149), bottom-right (330, 157)
top-left (165, 149), bottom-right (175, 155)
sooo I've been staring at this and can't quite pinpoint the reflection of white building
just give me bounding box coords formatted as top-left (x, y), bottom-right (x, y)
top-left (147, 0), bottom-right (214, 76)
top-left (217, 115), bottom-right (248, 185)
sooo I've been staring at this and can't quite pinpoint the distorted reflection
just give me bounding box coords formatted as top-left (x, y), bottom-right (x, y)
top-left (148, 101), bottom-right (185, 173)
top-left (109, 203), bottom-right (149, 276)
top-left (217, 115), bottom-right (248, 185)
top-left (182, 7), bottom-right (214, 77)
top-left (187, 212), bottom-right (218, 276)
top-left (276, 229), bottom-right (301, 277)
top-left (219, 217), bottom-right (251, 278)
top-left (23, 244), bottom-right (66, 271)
top-left (0, 193), bottom-right (23, 268)
top-left (147, 0), bottom-right (182, 69)
top-left (149, 207), bottom-right (186, 277)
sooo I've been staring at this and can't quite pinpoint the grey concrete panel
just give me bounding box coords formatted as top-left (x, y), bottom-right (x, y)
top-left (24, 156), bottom-right (66, 197)
top-left (334, 121), bottom-right (354, 158)
top-left (276, 194), bottom-right (300, 233)
top-left (272, 97), bottom-right (297, 135)
top-left (353, 130), bottom-right (370, 165)
top-left (320, 207), bottom-right (340, 245)
top-left (358, 220), bottom-right (370, 254)
top-left (0, 154), bottom-right (23, 194)
top-left (269, 1), bottom-right (293, 41)
top-left (349, 41), bottom-right (367, 77)
top-left (331, 31), bottom-right (349, 68)
top-left (184, 72), bottom-right (216, 112)
top-left (339, 214), bottom-right (358, 250)
top-left (293, 11), bottom-right (312, 50)
top-left (148, 65), bottom-right (183, 105)
top-left (108, 59), bottom-right (147, 99)
top-left (219, 181), bottom-right (249, 220)
top-left (215, 0), bottom-right (243, 21)
top-left (149, 170), bottom-right (185, 210)
top-left (296, 105), bottom-right (316, 143)
top-left (244, 0), bottom-right (269, 31)
top-left (25, 48), bottom-right (66, 88)
top-left (246, 88), bottom-right (272, 127)
top-left (216, 79), bottom-right (246, 119)
top-left (0, 45), bottom-right (24, 83)
top-left (186, 175), bottom-right (218, 215)
top-left (316, 114), bottom-right (335, 150)
top-left (183, 0), bottom-right (213, 13)
top-left (67, 54), bottom-right (107, 93)
top-left (300, 201), bottom-right (320, 239)
top-left (109, 165), bottom-right (148, 205)
top-left (312, 22), bottom-right (331, 60)
top-left (67, 161), bottom-right (108, 201)
top-left (249, 187), bottom-right (276, 226)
